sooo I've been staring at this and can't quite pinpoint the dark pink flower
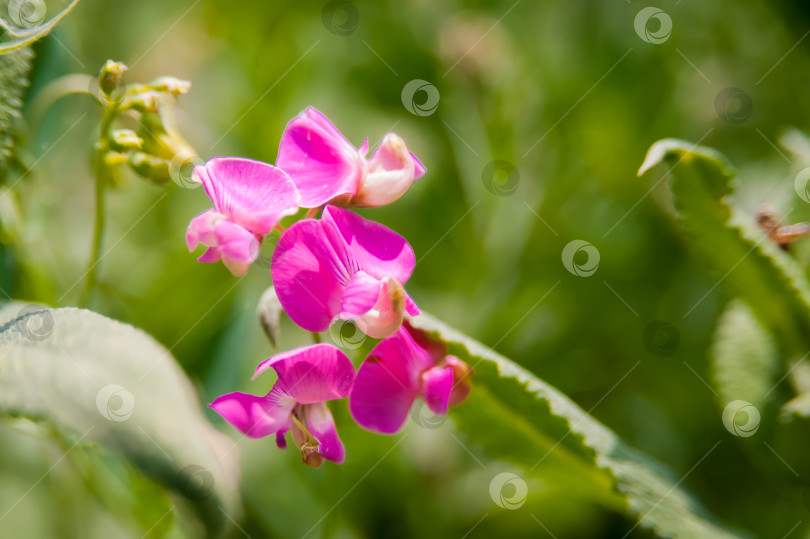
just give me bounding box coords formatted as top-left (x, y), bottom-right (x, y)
top-left (276, 107), bottom-right (425, 208)
top-left (349, 324), bottom-right (471, 434)
top-left (271, 205), bottom-right (420, 338)
top-left (210, 344), bottom-right (355, 467)
top-left (187, 157), bottom-right (300, 276)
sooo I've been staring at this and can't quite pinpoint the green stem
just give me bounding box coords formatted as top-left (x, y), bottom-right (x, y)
top-left (322, 401), bottom-right (342, 539)
top-left (79, 109), bottom-right (116, 307)
top-left (322, 459), bottom-right (340, 539)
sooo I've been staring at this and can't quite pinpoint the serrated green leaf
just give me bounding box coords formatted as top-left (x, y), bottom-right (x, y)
top-left (409, 313), bottom-right (747, 539)
top-left (639, 139), bottom-right (810, 358)
top-left (0, 303), bottom-right (239, 537)
top-left (0, 0), bottom-right (81, 55)
top-left (710, 301), bottom-right (780, 408)
top-left (0, 46), bottom-right (32, 177)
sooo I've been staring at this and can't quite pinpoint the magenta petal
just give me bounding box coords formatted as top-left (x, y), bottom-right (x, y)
top-left (349, 327), bottom-right (435, 434)
top-left (354, 133), bottom-right (419, 207)
top-left (209, 391), bottom-right (293, 439)
top-left (275, 430), bottom-right (288, 449)
top-left (357, 277), bottom-right (407, 339)
top-left (405, 294), bottom-right (420, 316)
top-left (276, 107), bottom-right (363, 208)
top-left (445, 355), bottom-right (472, 407)
top-left (253, 344), bottom-right (355, 404)
top-left (341, 271), bottom-right (382, 317)
top-left (322, 206), bottom-right (415, 284)
top-left (412, 153), bottom-right (426, 179)
top-left (271, 218), bottom-right (353, 331)
top-left (187, 210), bottom-right (260, 276)
top-left (305, 402), bottom-right (345, 464)
top-left (194, 157), bottom-right (300, 236)
top-left (197, 247), bottom-right (222, 263)
top-left (421, 366), bottom-right (453, 416)
top-left (186, 209), bottom-right (222, 252)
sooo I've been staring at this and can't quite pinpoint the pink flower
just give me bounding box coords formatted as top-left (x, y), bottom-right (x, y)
top-left (209, 344), bottom-right (355, 468)
top-left (187, 157), bottom-right (300, 276)
top-left (276, 107), bottom-right (426, 208)
top-left (271, 205), bottom-right (420, 338)
top-left (349, 324), bottom-right (471, 434)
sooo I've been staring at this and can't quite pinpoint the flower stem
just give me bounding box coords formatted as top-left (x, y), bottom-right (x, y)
top-left (322, 402), bottom-right (343, 539)
top-left (80, 109), bottom-right (116, 307)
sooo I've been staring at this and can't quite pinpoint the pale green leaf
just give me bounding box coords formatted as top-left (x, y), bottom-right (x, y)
top-left (409, 313), bottom-right (748, 539)
top-left (0, 303), bottom-right (239, 537)
top-left (710, 301), bottom-right (780, 408)
top-left (639, 139), bottom-right (810, 358)
top-left (0, 0), bottom-right (81, 55)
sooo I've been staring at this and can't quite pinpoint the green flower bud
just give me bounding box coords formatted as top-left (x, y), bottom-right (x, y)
top-left (98, 60), bottom-right (128, 103)
top-left (103, 151), bottom-right (130, 167)
top-left (147, 76), bottom-right (191, 96)
top-left (128, 151), bottom-right (171, 185)
top-left (109, 129), bottom-right (143, 152)
top-left (122, 91), bottom-right (161, 114)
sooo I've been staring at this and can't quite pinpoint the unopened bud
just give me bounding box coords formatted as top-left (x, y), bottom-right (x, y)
top-left (110, 129), bottom-right (143, 152)
top-left (99, 60), bottom-right (128, 102)
top-left (123, 91), bottom-right (162, 114)
top-left (103, 151), bottom-right (130, 167)
top-left (257, 286), bottom-right (284, 348)
top-left (128, 152), bottom-right (171, 184)
top-left (148, 76), bottom-right (191, 96)
top-left (354, 133), bottom-right (422, 207)
top-left (445, 355), bottom-right (472, 407)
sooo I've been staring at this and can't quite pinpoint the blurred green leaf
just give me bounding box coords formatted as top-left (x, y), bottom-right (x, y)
top-left (0, 303), bottom-right (239, 537)
top-left (710, 300), bottom-right (780, 408)
top-left (410, 313), bottom-right (747, 539)
top-left (640, 139), bottom-right (810, 358)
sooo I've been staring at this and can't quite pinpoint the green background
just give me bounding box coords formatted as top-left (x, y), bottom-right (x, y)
top-left (3, 0), bottom-right (810, 537)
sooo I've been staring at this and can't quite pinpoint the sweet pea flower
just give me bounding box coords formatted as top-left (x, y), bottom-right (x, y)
top-left (210, 344), bottom-right (355, 468)
top-left (349, 324), bottom-right (471, 434)
top-left (187, 157), bottom-right (300, 276)
top-left (271, 205), bottom-right (420, 339)
top-left (276, 107), bottom-right (426, 208)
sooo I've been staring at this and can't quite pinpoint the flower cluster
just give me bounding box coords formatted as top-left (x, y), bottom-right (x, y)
top-left (191, 108), bottom-right (471, 467)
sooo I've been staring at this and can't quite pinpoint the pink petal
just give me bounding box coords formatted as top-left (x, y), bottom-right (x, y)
top-left (405, 294), bottom-right (421, 316)
top-left (412, 153), bottom-right (426, 179)
top-left (340, 271), bottom-right (382, 317)
top-left (446, 355), bottom-right (473, 407)
top-left (194, 157), bottom-right (300, 236)
top-left (305, 402), bottom-right (346, 464)
top-left (421, 366), bottom-right (453, 416)
top-left (354, 133), bottom-right (420, 207)
top-left (404, 320), bottom-right (447, 365)
top-left (271, 218), bottom-right (353, 331)
top-left (275, 431), bottom-right (288, 449)
top-left (272, 205), bottom-right (415, 334)
top-left (186, 210), bottom-right (260, 277)
top-left (209, 391), bottom-right (293, 439)
top-left (322, 205), bottom-right (415, 284)
top-left (349, 327), bottom-right (436, 434)
top-left (197, 247), bottom-right (222, 263)
top-left (253, 344), bottom-right (355, 404)
top-left (276, 107), bottom-right (363, 208)
top-left (357, 277), bottom-right (407, 339)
